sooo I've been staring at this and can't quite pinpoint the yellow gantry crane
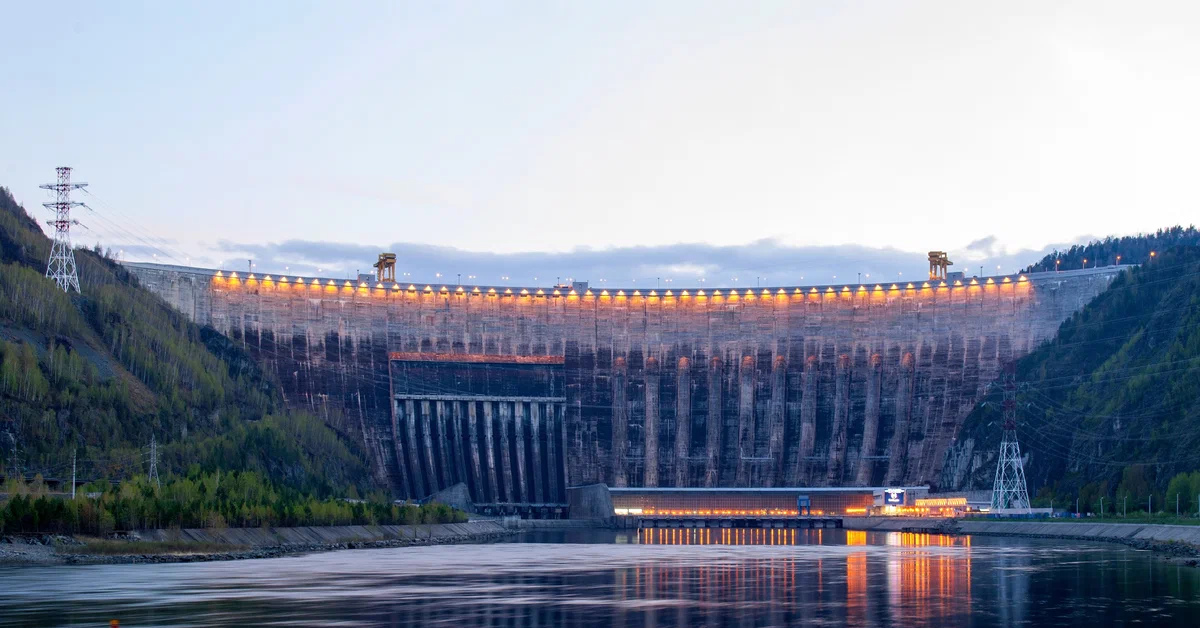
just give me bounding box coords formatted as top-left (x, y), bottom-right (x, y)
top-left (928, 251), bottom-right (953, 281)
top-left (374, 252), bottom-right (397, 283)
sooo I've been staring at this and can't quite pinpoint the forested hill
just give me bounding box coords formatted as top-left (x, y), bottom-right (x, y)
top-left (945, 245), bottom-right (1200, 508)
top-left (0, 185), bottom-right (372, 496)
top-left (1024, 225), bottom-right (1199, 273)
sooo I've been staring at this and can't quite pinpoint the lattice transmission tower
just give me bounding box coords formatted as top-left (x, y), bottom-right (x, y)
top-left (990, 365), bottom-right (1031, 511)
top-left (39, 166), bottom-right (86, 293)
top-left (148, 435), bottom-right (160, 489)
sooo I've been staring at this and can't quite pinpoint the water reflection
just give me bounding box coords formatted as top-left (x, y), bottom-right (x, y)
top-left (1, 530), bottom-right (1198, 627)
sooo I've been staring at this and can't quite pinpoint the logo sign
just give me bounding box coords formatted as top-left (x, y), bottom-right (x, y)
top-left (884, 489), bottom-right (906, 506)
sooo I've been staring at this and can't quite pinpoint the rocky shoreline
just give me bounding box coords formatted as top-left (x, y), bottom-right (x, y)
top-left (1, 525), bottom-right (519, 566)
top-left (896, 520), bottom-right (1200, 567)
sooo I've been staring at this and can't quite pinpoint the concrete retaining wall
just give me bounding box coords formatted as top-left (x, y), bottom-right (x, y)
top-left (846, 517), bottom-right (1200, 546)
top-left (135, 520), bottom-right (508, 547)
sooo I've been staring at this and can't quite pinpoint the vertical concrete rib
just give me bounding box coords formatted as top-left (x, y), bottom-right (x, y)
top-left (826, 354), bottom-right (851, 484)
top-left (451, 401), bottom-right (468, 488)
top-left (483, 401), bottom-right (498, 502)
top-left (611, 357), bottom-right (629, 488)
top-left (736, 355), bottom-right (756, 486)
top-left (885, 353), bottom-right (916, 485)
top-left (403, 399), bottom-right (426, 497)
top-left (394, 399), bottom-right (416, 498)
top-left (420, 400), bottom-right (440, 493)
top-left (767, 356), bottom-right (786, 487)
top-left (393, 401), bottom-right (412, 499)
top-left (467, 401), bottom-right (484, 502)
top-left (558, 403), bottom-right (569, 498)
top-left (498, 401), bottom-right (514, 501)
top-left (513, 402), bottom-right (527, 503)
top-left (798, 356), bottom-right (819, 482)
top-left (704, 357), bottom-right (723, 487)
top-left (644, 357), bottom-right (660, 487)
top-left (530, 402), bottom-right (543, 503)
top-left (855, 354), bottom-right (884, 486)
top-left (435, 400), bottom-right (452, 488)
top-left (674, 357), bottom-right (692, 487)
top-left (546, 403), bottom-right (559, 502)
top-left (785, 360), bottom-right (804, 486)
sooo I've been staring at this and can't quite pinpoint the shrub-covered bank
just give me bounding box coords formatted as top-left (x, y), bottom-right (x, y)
top-left (0, 469), bottom-right (464, 536)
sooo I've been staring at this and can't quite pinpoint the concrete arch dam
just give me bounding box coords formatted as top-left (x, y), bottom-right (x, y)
top-left (126, 264), bottom-right (1122, 502)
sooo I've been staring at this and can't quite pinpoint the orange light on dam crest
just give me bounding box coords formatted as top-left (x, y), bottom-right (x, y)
top-left (208, 273), bottom-right (1040, 310)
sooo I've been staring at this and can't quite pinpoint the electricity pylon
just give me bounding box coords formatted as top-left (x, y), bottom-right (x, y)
top-left (39, 167), bottom-right (86, 293)
top-left (148, 435), bottom-right (160, 489)
top-left (991, 365), bottom-right (1031, 511)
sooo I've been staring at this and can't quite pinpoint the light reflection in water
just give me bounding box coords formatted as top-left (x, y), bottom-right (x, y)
top-left (0, 530), bottom-right (1197, 627)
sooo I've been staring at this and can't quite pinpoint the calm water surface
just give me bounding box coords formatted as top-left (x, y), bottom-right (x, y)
top-left (3, 528), bottom-right (1200, 627)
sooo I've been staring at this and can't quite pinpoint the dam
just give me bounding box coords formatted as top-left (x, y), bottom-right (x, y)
top-left (125, 261), bottom-right (1122, 503)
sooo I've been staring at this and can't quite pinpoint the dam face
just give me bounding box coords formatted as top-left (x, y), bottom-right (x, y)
top-left (127, 264), bottom-right (1121, 502)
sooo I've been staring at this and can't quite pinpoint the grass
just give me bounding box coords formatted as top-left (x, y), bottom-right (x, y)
top-left (70, 538), bottom-right (248, 555)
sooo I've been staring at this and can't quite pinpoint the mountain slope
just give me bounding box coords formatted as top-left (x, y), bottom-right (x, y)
top-left (0, 186), bottom-right (371, 495)
top-left (945, 245), bottom-right (1200, 505)
top-left (1024, 225), bottom-right (1199, 273)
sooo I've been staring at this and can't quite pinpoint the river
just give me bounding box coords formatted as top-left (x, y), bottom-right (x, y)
top-left (2, 528), bottom-right (1199, 626)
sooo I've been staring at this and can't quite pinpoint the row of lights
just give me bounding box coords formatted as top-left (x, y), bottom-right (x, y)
top-left (213, 272), bottom-right (1030, 297)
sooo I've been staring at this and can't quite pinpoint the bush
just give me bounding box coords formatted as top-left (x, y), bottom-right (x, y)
top-left (0, 470), bottom-right (466, 535)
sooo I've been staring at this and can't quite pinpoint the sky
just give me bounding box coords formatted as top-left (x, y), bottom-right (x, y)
top-left (2, 1), bottom-right (1198, 286)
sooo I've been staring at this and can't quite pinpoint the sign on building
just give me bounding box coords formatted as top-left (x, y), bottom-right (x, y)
top-left (884, 488), bottom-right (906, 506)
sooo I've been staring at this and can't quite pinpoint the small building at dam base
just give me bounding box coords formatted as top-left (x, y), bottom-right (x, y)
top-left (569, 484), bottom-right (931, 526)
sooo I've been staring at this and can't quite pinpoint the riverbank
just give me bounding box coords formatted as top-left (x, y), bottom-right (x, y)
top-left (0, 520), bottom-right (516, 566)
top-left (846, 517), bottom-right (1200, 564)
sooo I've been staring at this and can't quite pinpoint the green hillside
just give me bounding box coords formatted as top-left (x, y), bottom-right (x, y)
top-left (0, 186), bottom-right (372, 496)
top-left (946, 245), bottom-right (1200, 511)
top-left (1024, 225), bottom-right (1199, 273)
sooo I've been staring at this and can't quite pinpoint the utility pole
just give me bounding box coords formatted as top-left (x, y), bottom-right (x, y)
top-left (1149, 494), bottom-right (1153, 516)
top-left (1099, 497), bottom-right (1104, 519)
top-left (990, 364), bottom-right (1031, 512)
top-left (1076, 497), bottom-right (1080, 517)
top-left (148, 435), bottom-right (160, 489)
top-left (71, 449), bottom-right (76, 499)
top-left (39, 167), bottom-right (86, 293)
top-left (1177, 493), bottom-right (1180, 517)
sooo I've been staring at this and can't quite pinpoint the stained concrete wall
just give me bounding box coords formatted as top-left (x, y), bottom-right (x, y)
top-left (846, 517), bottom-right (1200, 547)
top-left (125, 263), bottom-right (1122, 499)
top-left (136, 520), bottom-right (508, 546)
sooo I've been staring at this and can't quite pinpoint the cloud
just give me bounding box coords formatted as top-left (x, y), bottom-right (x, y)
top-left (195, 234), bottom-right (1092, 287)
